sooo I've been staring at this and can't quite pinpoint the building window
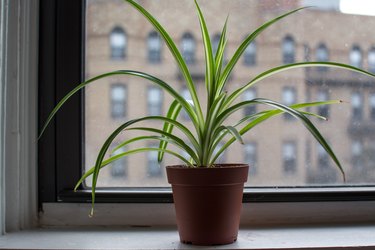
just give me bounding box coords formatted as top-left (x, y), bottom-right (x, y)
top-left (147, 31), bottom-right (162, 63)
top-left (110, 146), bottom-right (127, 177)
top-left (316, 43), bottom-right (329, 71)
top-left (370, 93), bottom-right (375, 121)
top-left (147, 144), bottom-right (162, 177)
top-left (303, 44), bottom-right (310, 62)
top-left (368, 47), bottom-right (375, 73)
top-left (350, 45), bottom-right (362, 68)
top-left (282, 35), bottom-right (295, 64)
top-left (147, 86), bottom-right (163, 116)
top-left (317, 89), bottom-right (329, 118)
top-left (110, 84), bottom-right (127, 119)
top-left (181, 87), bottom-right (192, 120)
top-left (282, 141), bottom-right (297, 174)
top-left (243, 88), bottom-right (257, 116)
top-left (282, 86), bottom-right (296, 120)
top-left (317, 143), bottom-right (330, 169)
top-left (351, 140), bottom-right (363, 169)
top-left (181, 32), bottom-right (195, 64)
top-left (244, 143), bottom-right (257, 175)
top-left (109, 26), bottom-right (126, 60)
top-left (351, 92), bottom-right (363, 120)
top-left (244, 40), bottom-right (257, 66)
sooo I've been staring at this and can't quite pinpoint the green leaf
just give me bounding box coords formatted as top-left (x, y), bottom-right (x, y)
top-left (211, 100), bottom-right (342, 164)
top-left (125, 0), bottom-right (205, 134)
top-left (38, 70), bottom-right (199, 140)
top-left (194, 0), bottom-right (215, 106)
top-left (225, 62), bottom-right (375, 108)
top-left (214, 18), bottom-right (228, 84)
top-left (86, 115), bottom-right (199, 216)
top-left (158, 100), bottom-right (182, 162)
top-left (125, 127), bottom-right (200, 164)
top-left (74, 147), bottom-right (192, 192)
top-left (223, 126), bottom-right (244, 144)
top-left (216, 7), bottom-right (310, 97)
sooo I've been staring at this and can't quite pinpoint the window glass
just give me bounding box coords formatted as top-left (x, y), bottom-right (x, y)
top-left (350, 45), bottom-right (362, 68)
top-left (282, 35), bottom-right (295, 64)
top-left (244, 143), bottom-right (257, 175)
top-left (181, 32), bottom-right (195, 64)
top-left (282, 87), bottom-right (296, 120)
top-left (85, 0), bottom-right (375, 187)
top-left (147, 31), bottom-right (162, 63)
top-left (317, 89), bottom-right (329, 118)
top-left (242, 89), bottom-right (257, 116)
top-left (147, 86), bottom-right (163, 116)
top-left (369, 47), bottom-right (375, 73)
top-left (370, 93), bottom-right (375, 121)
top-left (351, 92), bottom-right (363, 121)
top-left (282, 142), bottom-right (297, 174)
top-left (244, 40), bottom-right (256, 66)
top-left (110, 84), bottom-right (127, 119)
top-left (110, 27), bottom-right (126, 60)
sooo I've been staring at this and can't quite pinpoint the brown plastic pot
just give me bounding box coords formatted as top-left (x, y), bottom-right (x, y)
top-left (166, 164), bottom-right (249, 246)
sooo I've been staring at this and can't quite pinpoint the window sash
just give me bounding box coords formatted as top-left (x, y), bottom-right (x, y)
top-left (39, 0), bottom-right (375, 205)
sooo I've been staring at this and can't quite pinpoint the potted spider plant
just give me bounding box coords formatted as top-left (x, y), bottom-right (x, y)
top-left (39, 0), bottom-right (375, 246)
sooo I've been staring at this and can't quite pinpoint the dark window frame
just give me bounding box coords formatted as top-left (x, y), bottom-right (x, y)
top-left (38, 0), bottom-right (375, 206)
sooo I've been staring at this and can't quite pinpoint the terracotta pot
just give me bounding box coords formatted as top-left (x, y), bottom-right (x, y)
top-left (166, 164), bottom-right (249, 246)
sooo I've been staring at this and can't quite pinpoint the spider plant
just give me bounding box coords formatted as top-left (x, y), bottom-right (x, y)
top-left (39, 0), bottom-right (375, 216)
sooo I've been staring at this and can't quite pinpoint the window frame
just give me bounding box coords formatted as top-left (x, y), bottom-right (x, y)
top-left (38, 0), bottom-right (375, 207)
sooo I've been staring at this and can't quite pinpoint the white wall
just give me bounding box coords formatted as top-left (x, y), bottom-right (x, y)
top-left (0, 0), bottom-right (39, 233)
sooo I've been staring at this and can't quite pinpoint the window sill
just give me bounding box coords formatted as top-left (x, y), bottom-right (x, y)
top-left (1, 225), bottom-right (375, 250)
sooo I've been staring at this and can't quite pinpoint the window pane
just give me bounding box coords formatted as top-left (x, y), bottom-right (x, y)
top-left (85, 0), bottom-right (375, 187)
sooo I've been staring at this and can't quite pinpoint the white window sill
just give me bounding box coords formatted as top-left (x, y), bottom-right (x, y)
top-left (0, 225), bottom-right (375, 250)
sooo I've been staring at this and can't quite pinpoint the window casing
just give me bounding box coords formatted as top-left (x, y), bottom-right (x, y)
top-left (38, 0), bottom-right (375, 209)
top-left (110, 26), bottom-right (127, 60)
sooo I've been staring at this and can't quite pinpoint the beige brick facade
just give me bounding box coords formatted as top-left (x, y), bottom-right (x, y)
top-left (84, 0), bottom-right (375, 187)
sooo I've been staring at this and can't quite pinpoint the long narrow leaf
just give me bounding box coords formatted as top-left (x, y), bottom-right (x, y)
top-left (75, 147), bottom-right (192, 191)
top-left (87, 115), bottom-right (198, 216)
top-left (158, 100), bottom-right (182, 162)
top-left (38, 70), bottom-right (198, 139)
top-left (212, 98), bottom-right (345, 181)
top-left (216, 7), bottom-right (310, 97)
top-left (210, 100), bottom-right (341, 164)
top-left (125, 0), bottom-right (205, 132)
top-left (194, 0), bottom-right (215, 106)
top-left (225, 62), bottom-right (375, 108)
top-left (125, 127), bottom-right (200, 164)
